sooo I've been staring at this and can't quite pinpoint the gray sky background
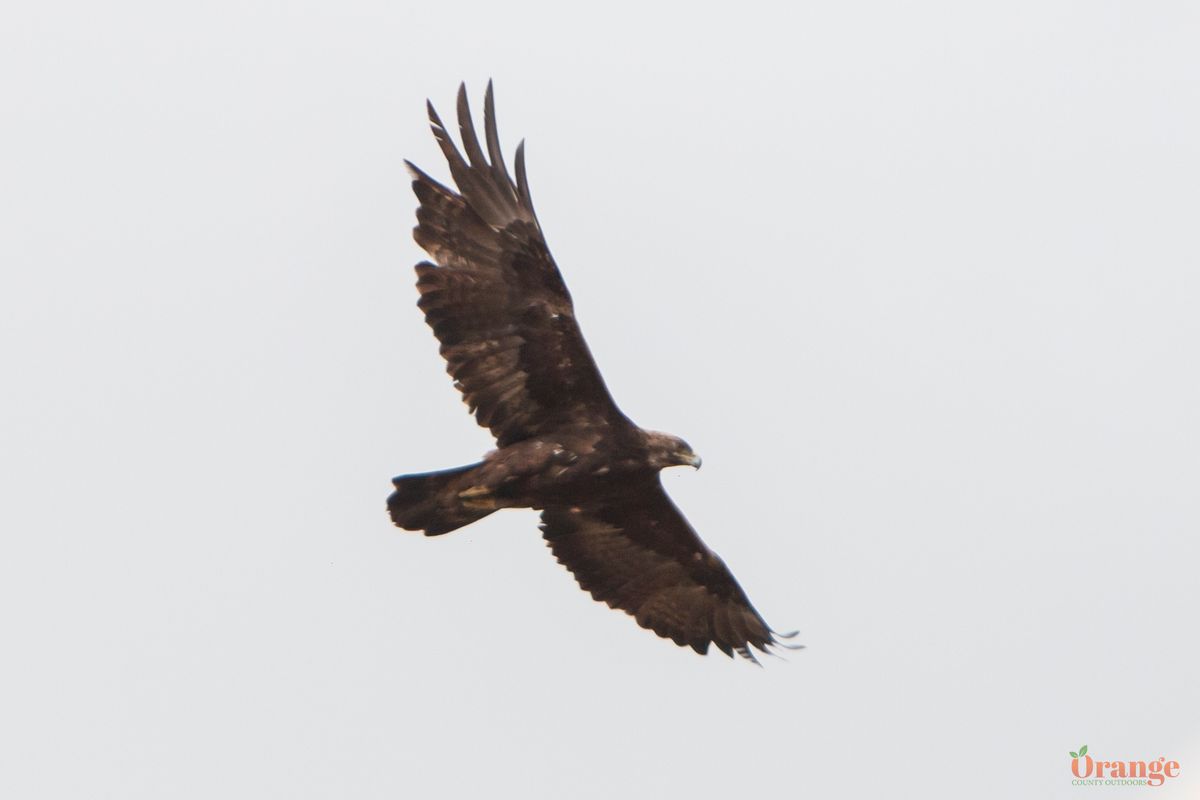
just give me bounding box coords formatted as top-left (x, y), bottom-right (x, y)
top-left (2, 1), bottom-right (1198, 798)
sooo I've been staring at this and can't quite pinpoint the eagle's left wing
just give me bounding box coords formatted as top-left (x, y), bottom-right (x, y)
top-left (540, 478), bottom-right (796, 662)
top-left (407, 83), bottom-right (632, 449)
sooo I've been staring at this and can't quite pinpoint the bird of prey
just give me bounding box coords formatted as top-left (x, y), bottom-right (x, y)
top-left (389, 82), bottom-right (797, 662)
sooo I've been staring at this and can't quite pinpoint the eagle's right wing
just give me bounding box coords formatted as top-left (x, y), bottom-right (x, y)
top-left (409, 83), bottom-right (629, 448)
top-left (540, 477), bottom-right (798, 662)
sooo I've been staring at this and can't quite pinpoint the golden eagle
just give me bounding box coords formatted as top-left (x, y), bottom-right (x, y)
top-left (389, 83), bottom-right (797, 662)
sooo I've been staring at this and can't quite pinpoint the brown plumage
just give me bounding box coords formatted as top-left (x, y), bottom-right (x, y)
top-left (389, 82), bottom-right (798, 663)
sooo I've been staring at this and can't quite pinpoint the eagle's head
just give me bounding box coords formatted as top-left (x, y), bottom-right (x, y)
top-left (643, 430), bottom-right (702, 471)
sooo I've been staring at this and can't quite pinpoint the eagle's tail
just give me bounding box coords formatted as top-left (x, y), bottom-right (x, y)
top-left (388, 463), bottom-right (496, 536)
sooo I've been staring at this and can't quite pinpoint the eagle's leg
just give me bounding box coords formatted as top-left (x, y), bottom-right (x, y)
top-left (457, 485), bottom-right (500, 510)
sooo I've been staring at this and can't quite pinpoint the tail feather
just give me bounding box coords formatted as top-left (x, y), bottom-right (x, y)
top-left (388, 462), bottom-right (495, 536)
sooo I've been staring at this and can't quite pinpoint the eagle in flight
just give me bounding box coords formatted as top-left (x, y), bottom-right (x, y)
top-left (389, 83), bottom-right (797, 663)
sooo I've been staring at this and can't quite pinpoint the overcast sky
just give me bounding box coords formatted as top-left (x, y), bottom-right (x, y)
top-left (2, 1), bottom-right (1198, 798)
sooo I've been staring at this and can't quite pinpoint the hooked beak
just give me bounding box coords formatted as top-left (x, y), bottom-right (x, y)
top-left (685, 453), bottom-right (702, 470)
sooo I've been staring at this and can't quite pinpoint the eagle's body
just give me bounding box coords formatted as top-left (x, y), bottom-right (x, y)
top-left (389, 83), bottom-right (796, 662)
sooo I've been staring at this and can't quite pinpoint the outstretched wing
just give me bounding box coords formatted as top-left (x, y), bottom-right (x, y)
top-left (408, 82), bottom-right (628, 448)
top-left (540, 477), bottom-right (797, 663)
